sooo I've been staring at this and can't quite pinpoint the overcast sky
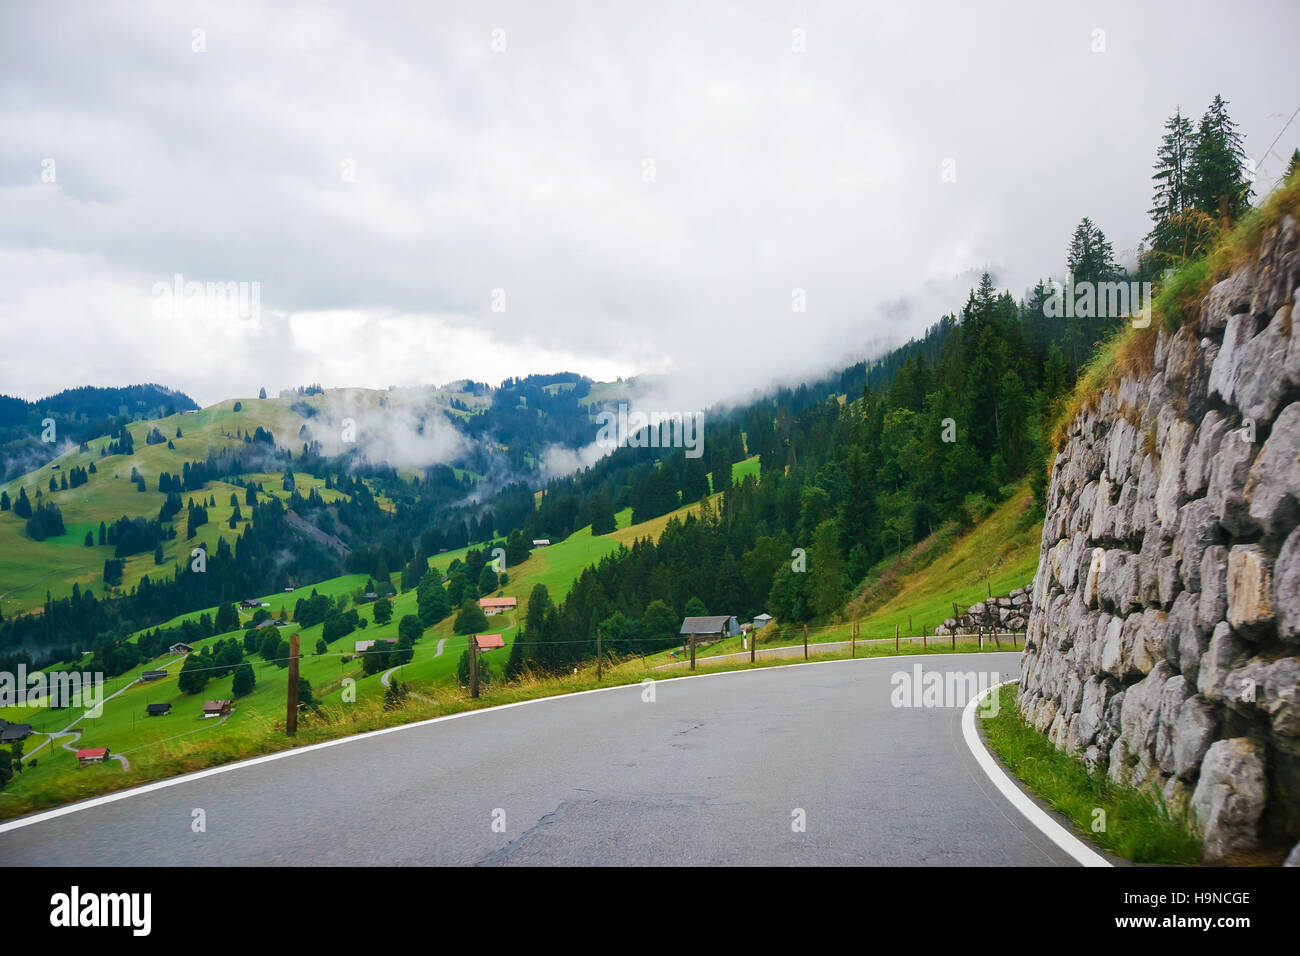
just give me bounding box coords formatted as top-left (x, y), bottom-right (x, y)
top-left (2, 0), bottom-right (1297, 410)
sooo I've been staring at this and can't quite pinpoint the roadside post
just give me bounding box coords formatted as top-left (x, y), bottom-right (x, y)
top-left (286, 632), bottom-right (299, 736)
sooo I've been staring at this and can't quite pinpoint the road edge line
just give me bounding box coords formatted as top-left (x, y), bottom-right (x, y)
top-left (961, 679), bottom-right (1111, 868)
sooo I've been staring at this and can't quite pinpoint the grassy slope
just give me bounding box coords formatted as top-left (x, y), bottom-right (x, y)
top-left (680, 482), bottom-right (1042, 662)
top-left (0, 385), bottom-right (498, 615)
top-left (0, 396), bottom-right (334, 614)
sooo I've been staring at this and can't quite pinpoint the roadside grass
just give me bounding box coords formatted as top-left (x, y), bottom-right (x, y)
top-left (979, 684), bottom-right (1202, 864)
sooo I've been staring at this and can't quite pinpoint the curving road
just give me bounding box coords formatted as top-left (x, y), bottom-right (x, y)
top-left (0, 652), bottom-right (1080, 866)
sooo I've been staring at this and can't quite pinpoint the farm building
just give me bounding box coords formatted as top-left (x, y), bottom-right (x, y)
top-left (169, 642), bottom-right (194, 655)
top-left (474, 634), bottom-right (506, 651)
top-left (0, 720), bottom-right (33, 743)
top-left (239, 599), bottom-right (263, 609)
top-left (753, 613), bottom-right (772, 629)
top-left (202, 700), bottom-right (232, 718)
top-left (354, 638), bottom-right (397, 654)
top-left (679, 615), bottom-right (740, 645)
top-left (146, 703), bottom-right (171, 717)
top-left (478, 596), bottom-right (517, 615)
top-left (140, 669), bottom-right (168, 682)
top-left (77, 747), bottom-right (110, 767)
top-left (531, 539), bottom-right (550, 547)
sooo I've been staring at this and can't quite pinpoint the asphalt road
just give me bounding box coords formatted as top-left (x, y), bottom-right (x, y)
top-left (0, 652), bottom-right (1079, 866)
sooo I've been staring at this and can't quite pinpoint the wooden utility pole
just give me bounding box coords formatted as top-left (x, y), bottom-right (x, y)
top-left (922, 625), bottom-right (927, 649)
top-left (689, 634), bottom-right (696, 671)
top-left (750, 628), bottom-right (756, 663)
top-left (895, 623), bottom-right (899, 653)
top-left (596, 628), bottom-right (603, 681)
top-left (803, 623), bottom-right (808, 660)
top-left (908, 614), bottom-right (912, 634)
top-left (286, 633), bottom-right (300, 736)
top-left (470, 635), bottom-right (480, 698)
top-left (851, 622), bottom-right (856, 658)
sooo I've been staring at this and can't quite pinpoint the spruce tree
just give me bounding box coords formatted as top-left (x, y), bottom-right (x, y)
top-left (1146, 108), bottom-right (1213, 270)
top-left (1189, 94), bottom-right (1253, 222)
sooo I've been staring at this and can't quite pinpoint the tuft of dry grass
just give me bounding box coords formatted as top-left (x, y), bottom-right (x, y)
top-left (1049, 178), bottom-right (1300, 452)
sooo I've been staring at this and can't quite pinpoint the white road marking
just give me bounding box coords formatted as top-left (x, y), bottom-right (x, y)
top-left (961, 679), bottom-right (1111, 867)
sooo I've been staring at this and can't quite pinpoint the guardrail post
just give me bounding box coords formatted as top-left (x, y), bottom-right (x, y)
top-left (286, 632), bottom-right (299, 736)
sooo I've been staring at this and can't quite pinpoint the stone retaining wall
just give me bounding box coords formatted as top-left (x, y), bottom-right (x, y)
top-left (1018, 213), bottom-right (1300, 861)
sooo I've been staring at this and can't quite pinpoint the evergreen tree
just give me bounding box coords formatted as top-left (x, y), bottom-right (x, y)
top-left (808, 519), bottom-right (847, 618)
top-left (453, 598), bottom-right (489, 635)
top-left (1189, 94), bottom-right (1252, 222)
top-left (416, 571), bottom-right (451, 625)
top-left (589, 487), bottom-right (617, 536)
top-left (232, 661), bottom-right (255, 697)
top-left (177, 653), bottom-right (209, 694)
top-left (215, 602), bottom-right (238, 632)
top-left (1146, 108), bottom-right (1214, 270)
top-left (398, 614), bottom-right (424, 644)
